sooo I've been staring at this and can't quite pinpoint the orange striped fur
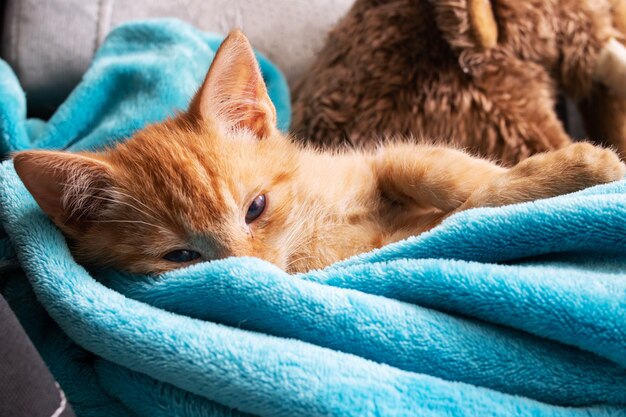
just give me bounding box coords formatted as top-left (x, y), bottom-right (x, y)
top-left (13, 31), bottom-right (625, 274)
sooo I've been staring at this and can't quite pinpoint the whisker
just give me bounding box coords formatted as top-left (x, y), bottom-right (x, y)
top-left (90, 195), bottom-right (159, 221)
top-left (110, 188), bottom-right (161, 217)
top-left (285, 254), bottom-right (317, 270)
top-left (60, 183), bottom-right (160, 221)
top-left (89, 219), bottom-right (163, 229)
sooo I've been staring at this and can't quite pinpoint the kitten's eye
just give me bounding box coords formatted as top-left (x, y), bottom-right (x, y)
top-left (245, 194), bottom-right (266, 224)
top-left (162, 249), bottom-right (201, 263)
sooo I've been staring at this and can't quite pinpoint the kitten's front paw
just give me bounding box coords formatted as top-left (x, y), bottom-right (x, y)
top-left (557, 143), bottom-right (625, 185)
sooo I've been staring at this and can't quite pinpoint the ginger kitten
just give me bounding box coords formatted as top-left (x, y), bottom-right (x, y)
top-left (13, 31), bottom-right (626, 275)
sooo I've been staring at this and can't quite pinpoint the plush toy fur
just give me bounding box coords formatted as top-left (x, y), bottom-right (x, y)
top-left (291, 0), bottom-right (626, 165)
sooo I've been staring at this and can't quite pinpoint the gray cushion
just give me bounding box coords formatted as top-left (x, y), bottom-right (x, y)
top-left (1, 0), bottom-right (353, 115)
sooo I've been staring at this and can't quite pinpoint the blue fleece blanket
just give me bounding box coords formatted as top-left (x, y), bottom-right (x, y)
top-left (1, 19), bottom-right (625, 417)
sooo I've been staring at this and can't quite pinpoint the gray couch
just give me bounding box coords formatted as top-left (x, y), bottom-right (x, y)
top-left (0, 0), bottom-right (353, 116)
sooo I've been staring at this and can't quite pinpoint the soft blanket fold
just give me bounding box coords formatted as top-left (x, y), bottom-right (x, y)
top-left (0, 18), bottom-right (625, 417)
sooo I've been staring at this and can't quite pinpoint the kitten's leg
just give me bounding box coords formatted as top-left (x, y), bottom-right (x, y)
top-left (376, 142), bottom-right (625, 215)
top-left (457, 142), bottom-right (625, 211)
top-left (375, 143), bottom-right (507, 212)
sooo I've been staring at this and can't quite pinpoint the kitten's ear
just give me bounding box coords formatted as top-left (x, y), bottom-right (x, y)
top-left (188, 30), bottom-right (277, 139)
top-left (13, 151), bottom-right (114, 227)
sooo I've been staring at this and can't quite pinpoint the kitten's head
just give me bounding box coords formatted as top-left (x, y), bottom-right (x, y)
top-left (14, 31), bottom-right (301, 274)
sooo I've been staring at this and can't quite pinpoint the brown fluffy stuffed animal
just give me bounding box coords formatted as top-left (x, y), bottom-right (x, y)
top-left (291, 0), bottom-right (626, 165)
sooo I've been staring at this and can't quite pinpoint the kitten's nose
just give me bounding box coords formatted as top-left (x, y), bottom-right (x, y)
top-left (204, 244), bottom-right (232, 261)
top-left (194, 237), bottom-right (233, 260)
top-left (213, 247), bottom-right (234, 260)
